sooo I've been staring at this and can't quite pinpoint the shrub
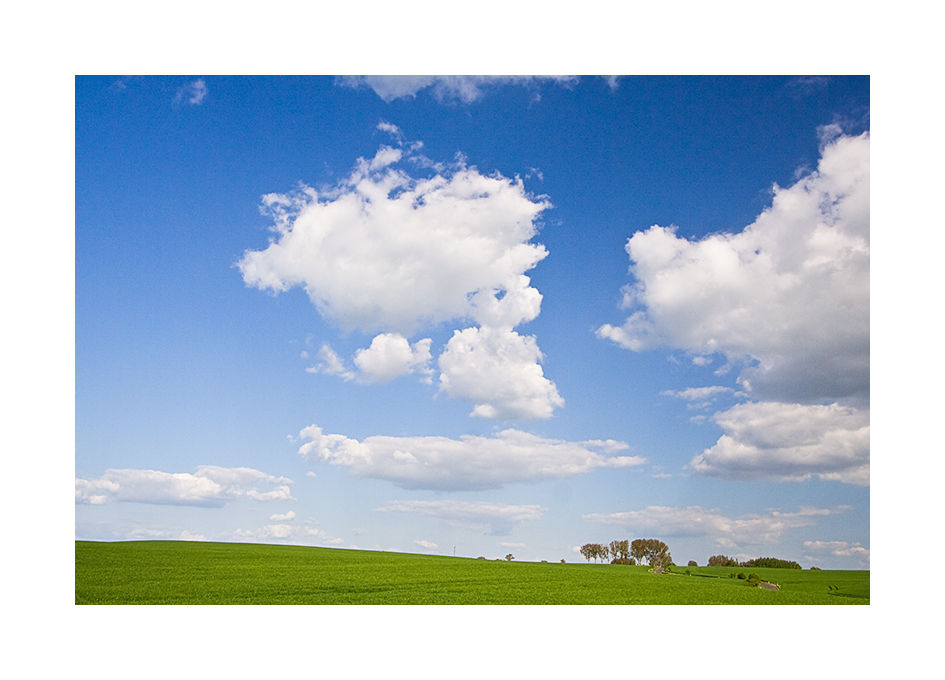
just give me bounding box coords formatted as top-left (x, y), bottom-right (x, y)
top-left (737, 572), bottom-right (747, 580)
top-left (477, 556), bottom-right (485, 560)
top-left (611, 557), bottom-right (634, 565)
top-left (810, 566), bottom-right (821, 570)
top-left (561, 559), bottom-right (566, 564)
top-left (687, 561), bottom-right (697, 567)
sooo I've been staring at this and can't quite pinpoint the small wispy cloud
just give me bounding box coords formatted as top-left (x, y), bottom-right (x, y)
top-left (337, 75), bottom-right (577, 103)
top-left (174, 78), bottom-right (208, 105)
top-left (379, 500), bottom-right (545, 536)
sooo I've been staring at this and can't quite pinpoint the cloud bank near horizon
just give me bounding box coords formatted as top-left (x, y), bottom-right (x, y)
top-left (584, 505), bottom-right (847, 549)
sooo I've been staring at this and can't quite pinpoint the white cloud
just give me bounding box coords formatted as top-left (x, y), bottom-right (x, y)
top-left (308, 335), bottom-right (433, 384)
top-left (804, 540), bottom-right (870, 565)
top-left (353, 333), bottom-right (433, 384)
top-left (239, 129), bottom-right (563, 418)
top-left (269, 510), bottom-right (296, 521)
top-left (337, 76), bottom-right (578, 103)
top-left (379, 500), bottom-right (544, 535)
top-left (129, 528), bottom-right (174, 539)
top-left (668, 386), bottom-right (733, 401)
top-left (438, 326), bottom-right (563, 420)
top-left (584, 505), bottom-right (842, 547)
top-left (690, 401), bottom-right (869, 485)
top-left (234, 521), bottom-right (346, 546)
top-left (414, 539), bottom-right (438, 550)
top-left (174, 78), bottom-right (207, 105)
top-left (258, 524), bottom-right (294, 539)
top-left (598, 132), bottom-right (869, 406)
top-left (238, 139), bottom-right (551, 337)
top-left (661, 385), bottom-right (741, 409)
top-left (306, 343), bottom-right (356, 380)
top-left (298, 426), bottom-right (644, 491)
top-left (75, 466), bottom-right (294, 507)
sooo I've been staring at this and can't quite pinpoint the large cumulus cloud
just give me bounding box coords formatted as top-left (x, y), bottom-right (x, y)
top-left (238, 139), bottom-right (550, 336)
top-left (598, 130), bottom-right (869, 406)
top-left (598, 130), bottom-right (870, 484)
top-left (239, 125), bottom-right (562, 419)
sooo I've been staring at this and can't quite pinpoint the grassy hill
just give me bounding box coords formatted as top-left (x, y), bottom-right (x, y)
top-left (75, 540), bottom-right (869, 605)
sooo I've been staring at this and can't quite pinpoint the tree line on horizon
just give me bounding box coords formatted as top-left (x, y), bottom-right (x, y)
top-left (578, 542), bottom-right (804, 570)
top-left (708, 555), bottom-right (802, 569)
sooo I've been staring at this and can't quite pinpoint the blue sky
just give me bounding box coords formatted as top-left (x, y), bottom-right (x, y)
top-left (75, 75), bottom-right (869, 568)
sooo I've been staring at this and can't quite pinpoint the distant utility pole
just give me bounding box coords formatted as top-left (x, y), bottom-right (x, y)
top-left (453, 545), bottom-right (456, 557)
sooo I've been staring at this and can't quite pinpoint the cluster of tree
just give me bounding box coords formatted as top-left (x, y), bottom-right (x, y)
top-left (708, 554), bottom-right (802, 569)
top-left (579, 539), bottom-right (672, 567)
top-left (632, 539), bottom-right (672, 567)
top-left (579, 543), bottom-right (613, 563)
top-left (740, 557), bottom-right (801, 569)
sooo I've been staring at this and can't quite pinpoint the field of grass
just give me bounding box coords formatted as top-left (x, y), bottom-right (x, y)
top-left (75, 540), bottom-right (869, 605)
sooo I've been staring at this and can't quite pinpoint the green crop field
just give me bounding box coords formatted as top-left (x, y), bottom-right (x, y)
top-left (75, 540), bottom-right (869, 605)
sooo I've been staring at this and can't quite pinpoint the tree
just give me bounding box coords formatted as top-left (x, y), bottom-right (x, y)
top-left (708, 555), bottom-right (739, 567)
top-left (609, 540), bottom-right (630, 561)
top-left (580, 543), bottom-right (611, 563)
top-left (505, 553), bottom-right (514, 561)
top-left (595, 544), bottom-right (610, 563)
top-left (631, 539), bottom-right (647, 564)
top-left (630, 538), bottom-right (671, 566)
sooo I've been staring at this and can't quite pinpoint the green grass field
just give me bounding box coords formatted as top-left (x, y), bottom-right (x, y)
top-left (75, 540), bottom-right (869, 605)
